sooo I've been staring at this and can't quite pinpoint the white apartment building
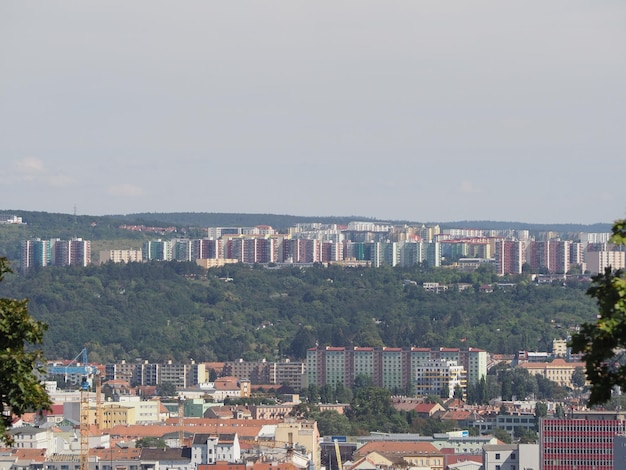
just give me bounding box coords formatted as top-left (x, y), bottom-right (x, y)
top-left (415, 359), bottom-right (466, 398)
top-left (99, 249), bottom-right (142, 264)
top-left (585, 249), bottom-right (625, 274)
top-left (191, 433), bottom-right (241, 465)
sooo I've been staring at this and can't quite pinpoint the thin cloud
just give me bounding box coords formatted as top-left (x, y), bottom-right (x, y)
top-left (458, 180), bottom-right (481, 194)
top-left (13, 157), bottom-right (46, 174)
top-left (107, 184), bottom-right (145, 197)
top-left (12, 157), bottom-right (46, 181)
top-left (48, 175), bottom-right (75, 187)
top-left (11, 157), bottom-right (73, 187)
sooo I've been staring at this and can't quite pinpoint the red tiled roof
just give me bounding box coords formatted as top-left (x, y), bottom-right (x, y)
top-left (47, 404), bottom-right (65, 415)
top-left (445, 454), bottom-right (483, 465)
top-left (11, 449), bottom-right (47, 461)
top-left (413, 403), bottom-right (441, 413)
top-left (109, 419), bottom-right (272, 440)
top-left (441, 410), bottom-right (472, 421)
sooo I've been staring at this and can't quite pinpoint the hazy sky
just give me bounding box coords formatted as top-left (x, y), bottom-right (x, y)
top-left (1, 1), bottom-right (625, 224)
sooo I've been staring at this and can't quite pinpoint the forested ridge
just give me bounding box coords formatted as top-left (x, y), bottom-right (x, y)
top-left (0, 260), bottom-right (597, 364)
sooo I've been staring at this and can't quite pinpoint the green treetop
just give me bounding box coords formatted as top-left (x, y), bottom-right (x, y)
top-left (0, 258), bottom-right (51, 444)
top-left (570, 219), bottom-right (626, 406)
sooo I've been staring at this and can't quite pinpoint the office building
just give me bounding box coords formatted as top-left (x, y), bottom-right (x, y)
top-left (540, 411), bottom-right (626, 470)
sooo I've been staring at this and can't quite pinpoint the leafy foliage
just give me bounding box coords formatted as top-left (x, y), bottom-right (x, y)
top-left (156, 382), bottom-right (177, 397)
top-left (0, 258), bottom-right (51, 444)
top-left (570, 219), bottom-right (626, 405)
top-left (135, 437), bottom-right (167, 448)
top-left (0, 260), bottom-right (598, 363)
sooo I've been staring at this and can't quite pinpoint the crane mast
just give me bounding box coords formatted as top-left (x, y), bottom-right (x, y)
top-left (80, 379), bottom-right (90, 470)
top-left (77, 349), bottom-right (102, 470)
top-left (334, 439), bottom-right (343, 470)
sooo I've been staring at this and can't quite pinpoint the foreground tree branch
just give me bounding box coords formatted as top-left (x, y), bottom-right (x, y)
top-left (570, 219), bottom-right (626, 406)
top-left (0, 258), bottom-right (51, 444)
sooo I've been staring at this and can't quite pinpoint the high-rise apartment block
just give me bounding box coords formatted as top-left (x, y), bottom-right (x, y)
top-left (495, 240), bottom-right (524, 275)
top-left (21, 238), bottom-right (91, 270)
top-left (527, 240), bottom-right (572, 274)
top-left (585, 248), bottom-right (626, 274)
top-left (21, 239), bottom-right (51, 271)
top-left (142, 239), bottom-right (172, 261)
top-left (105, 360), bottom-right (207, 388)
top-left (305, 346), bottom-right (486, 393)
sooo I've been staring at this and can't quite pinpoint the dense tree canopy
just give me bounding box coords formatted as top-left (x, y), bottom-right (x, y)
top-left (0, 259), bottom-right (598, 363)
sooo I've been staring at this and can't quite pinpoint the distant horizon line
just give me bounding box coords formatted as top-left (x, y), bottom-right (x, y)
top-left (0, 209), bottom-right (615, 229)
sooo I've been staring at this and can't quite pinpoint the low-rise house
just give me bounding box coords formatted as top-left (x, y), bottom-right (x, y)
top-left (345, 452), bottom-right (394, 470)
top-left (191, 433), bottom-right (240, 465)
top-left (411, 402), bottom-right (446, 418)
top-left (139, 447), bottom-right (192, 470)
top-left (198, 463), bottom-right (299, 470)
top-left (483, 443), bottom-right (539, 470)
top-left (42, 405), bottom-right (66, 425)
top-left (356, 433), bottom-right (498, 456)
top-left (353, 441), bottom-right (444, 470)
top-left (204, 406), bottom-right (251, 420)
top-left (441, 449), bottom-right (482, 470)
top-left (187, 377), bottom-right (244, 401)
top-left (9, 427), bottom-right (53, 456)
top-left (250, 404), bottom-right (294, 420)
top-left (447, 461), bottom-right (482, 470)
top-left (0, 449), bottom-right (46, 470)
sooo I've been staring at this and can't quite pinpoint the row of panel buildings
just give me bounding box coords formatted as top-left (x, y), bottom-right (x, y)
top-left (19, 222), bottom-right (624, 275)
top-left (98, 348), bottom-right (488, 399)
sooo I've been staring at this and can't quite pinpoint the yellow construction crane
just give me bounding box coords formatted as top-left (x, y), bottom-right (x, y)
top-left (333, 439), bottom-right (343, 470)
top-left (95, 374), bottom-right (103, 430)
top-left (80, 378), bottom-right (90, 470)
top-left (79, 363), bottom-right (102, 470)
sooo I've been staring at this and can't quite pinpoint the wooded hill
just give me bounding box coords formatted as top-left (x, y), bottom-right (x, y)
top-left (0, 260), bottom-right (597, 364)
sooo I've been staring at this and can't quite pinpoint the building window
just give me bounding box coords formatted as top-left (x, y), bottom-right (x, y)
top-left (511, 453), bottom-right (516, 460)
top-left (495, 453), bottom-right (500, 460)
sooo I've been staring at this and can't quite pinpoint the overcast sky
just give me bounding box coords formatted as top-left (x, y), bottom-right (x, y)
top-left (1, 1), bottom-right (625, 224)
